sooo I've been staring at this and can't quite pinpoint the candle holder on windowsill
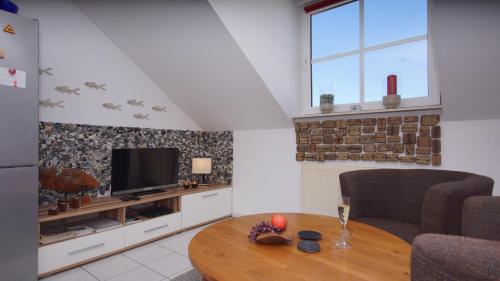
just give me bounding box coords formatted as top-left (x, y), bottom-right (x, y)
top-left (385, 74), bottom-right (400, 109)
top-left (383, 95), bottom-right (401, 109)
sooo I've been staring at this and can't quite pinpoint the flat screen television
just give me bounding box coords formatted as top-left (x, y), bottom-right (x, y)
top-left (111, 148), bottom-right (179, 195)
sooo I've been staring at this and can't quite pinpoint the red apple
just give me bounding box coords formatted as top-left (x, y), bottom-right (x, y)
top-left (271, 214), bottom-right (287, 231)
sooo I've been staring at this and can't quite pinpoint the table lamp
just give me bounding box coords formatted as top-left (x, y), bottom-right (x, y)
top-left (192, 158), bottom-right (212, 186)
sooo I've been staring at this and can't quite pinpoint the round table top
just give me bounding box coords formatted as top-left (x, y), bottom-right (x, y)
top-left (189, 213), bottom-right (411, 281)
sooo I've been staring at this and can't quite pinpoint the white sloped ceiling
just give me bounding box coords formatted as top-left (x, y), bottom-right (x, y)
top-left (208, 0), bottom-right (302, 117)
top-left (73, 0), bottom-right (293, 131)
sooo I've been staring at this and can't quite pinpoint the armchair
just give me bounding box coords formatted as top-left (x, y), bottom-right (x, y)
top-left (411, 196), bottom-right (500, 281)
top-left (339, 169), bottom-right (493, 243)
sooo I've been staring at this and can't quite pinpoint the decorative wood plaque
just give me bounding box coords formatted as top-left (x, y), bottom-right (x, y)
top-left (295, 114), bottom-right (441, 166)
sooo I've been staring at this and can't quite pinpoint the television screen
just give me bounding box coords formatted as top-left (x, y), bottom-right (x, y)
top-left (111, 148), bottom-right (179, 195)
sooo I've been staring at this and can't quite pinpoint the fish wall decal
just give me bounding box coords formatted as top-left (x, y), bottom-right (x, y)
top-left (102, 103), bottom-right (122, 111)
top-left (85, 82), bottom-right (106, 91)
top-left (127, 99), bottom-right (144, 107)
top-left (55, 86), bottom-right (80, 95)
top-left (152, 106), bottom-right (167, 112)
top-left (39, 68), bottom-right (53, 76)
top-left (39, 99), bottom-right (63, 108)
top-left (133, 113), bottom-right (149, 120)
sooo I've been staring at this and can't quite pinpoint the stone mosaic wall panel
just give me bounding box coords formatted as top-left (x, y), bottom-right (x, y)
top-left (295, 114), bottom-right (441, 166)
top-left (39, 122), bottom-right (233, 205)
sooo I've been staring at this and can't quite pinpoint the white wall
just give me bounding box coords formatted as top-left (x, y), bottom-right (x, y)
top-left (17, 0), bottom-right (200, 130)
top-left (233, 119), bottom-right (500, 215)
top-left (233, 129), bottom-right (301, 216)
top-left (440, 119), bottom-right (500, 185)
top-left (208, 0), bottom-right (302, 117)
top-left (73, 0), bottom-right (292, 131)
top-left (432, 0), bottom-right (500, 121)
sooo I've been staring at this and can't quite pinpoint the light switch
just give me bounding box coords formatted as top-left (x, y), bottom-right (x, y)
top-left (0, 48), bottom-right (5, 59)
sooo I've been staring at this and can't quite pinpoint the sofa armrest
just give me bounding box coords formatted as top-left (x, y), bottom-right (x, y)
top-left (463, 196), bottom-right (500, 241)
top-left (420, 176), bottom-right (493, 234)
top-left (411, 234), bottom-right (500, 281)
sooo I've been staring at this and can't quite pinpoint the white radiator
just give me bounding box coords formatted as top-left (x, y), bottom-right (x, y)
top-left (301, 164), bottom-right (370, 217)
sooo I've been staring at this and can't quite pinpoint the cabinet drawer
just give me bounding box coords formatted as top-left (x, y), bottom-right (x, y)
top-left (181, 188), bottom-right (232, 228)
top-left (38, 227), bottom-right (125, 275)
top-left (124, 212), bottom-right (181, 247)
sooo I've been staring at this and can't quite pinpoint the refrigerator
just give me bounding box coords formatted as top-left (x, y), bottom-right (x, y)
top-left (0, 10), bottom-right (39, 281)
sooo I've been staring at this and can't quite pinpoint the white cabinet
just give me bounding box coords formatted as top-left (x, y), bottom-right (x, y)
top-left (38, 227), bottom-right (125, 275)
top-left (38, 186), bottom-right (232, 277)
top-left (181, 187), bottom-right (232, 228)
top-left (124, 212), bottom-right (181, 247)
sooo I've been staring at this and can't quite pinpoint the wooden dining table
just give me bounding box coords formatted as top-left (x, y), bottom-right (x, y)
top-left (188, 213), bottom-right (411, 281)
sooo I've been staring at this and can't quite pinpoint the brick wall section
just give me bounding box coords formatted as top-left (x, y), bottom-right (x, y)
top-left (295, 114), bottom-right (441, 166)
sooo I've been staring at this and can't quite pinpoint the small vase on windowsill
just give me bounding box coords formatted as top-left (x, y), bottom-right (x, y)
top-left (320, 94), bottom-right (334, 114)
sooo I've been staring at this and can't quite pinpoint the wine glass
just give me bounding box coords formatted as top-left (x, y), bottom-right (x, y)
top-left (338, 196), bottom-right (350, 230)
top-left (335, 196), bottom-right (351, 249)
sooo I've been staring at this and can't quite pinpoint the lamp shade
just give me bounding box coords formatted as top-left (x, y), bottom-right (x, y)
top-left (192, 158), bottom-right (212, 174)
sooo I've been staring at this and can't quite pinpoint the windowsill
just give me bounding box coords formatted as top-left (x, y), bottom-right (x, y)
top-left (292, 104), bottom-right (442, 120)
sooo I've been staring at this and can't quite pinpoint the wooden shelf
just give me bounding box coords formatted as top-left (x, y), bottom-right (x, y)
top-left (38, 184), bottom-right (230, 223)
top-left (39, 223), bottom-right (124, 247)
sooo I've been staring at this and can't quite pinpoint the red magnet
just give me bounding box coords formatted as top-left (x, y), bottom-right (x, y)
top-left (8, 68), bottom-right (16, 75)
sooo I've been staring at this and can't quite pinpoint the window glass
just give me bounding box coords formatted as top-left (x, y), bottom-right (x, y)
top-left (364, 0), bottom-right (427, 47)
top-left (364, 40), bottom-right (428, 102)
top-left (311, 1), bottom-right (359, 59)
top-left (312, 55), bottom-right (360, 106)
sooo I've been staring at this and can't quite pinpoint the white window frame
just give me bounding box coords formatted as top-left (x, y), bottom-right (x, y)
top-left (300, 0), bottom-right (440, 115)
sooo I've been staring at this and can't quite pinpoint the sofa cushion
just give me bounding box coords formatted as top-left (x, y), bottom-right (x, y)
top-left (356, 217), bottom-right (420, 243)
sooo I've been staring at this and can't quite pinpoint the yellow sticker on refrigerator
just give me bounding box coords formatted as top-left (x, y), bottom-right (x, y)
top-left (0, 66), bottom-right (26, 88)
top-left (3, 24), bottom-right (15, 34)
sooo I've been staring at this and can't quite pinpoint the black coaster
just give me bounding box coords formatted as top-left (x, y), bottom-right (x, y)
top-left (298, 240), bottom-right (320, 253)
top-left (298, 230), bottom-right (322, 240)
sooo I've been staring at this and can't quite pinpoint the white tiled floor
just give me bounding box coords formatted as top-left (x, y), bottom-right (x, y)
top-left (123, 244), bottom-right (174, 265)
top-left (40, 225), bottom-right (208, 281)
top-left (146, 253), bottom-right (192, 278)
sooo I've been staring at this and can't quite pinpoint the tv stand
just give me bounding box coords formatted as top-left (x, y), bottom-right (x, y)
top-left (38, 184), bottom-right (232, 278)
top-left (133, 189), bottom-right (167, 197)
top-left (119, 194), bottom-right (141, 202)
top-left (120, 189), bottom-right (171, 201)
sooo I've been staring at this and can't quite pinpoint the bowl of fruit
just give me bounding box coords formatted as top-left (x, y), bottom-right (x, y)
top-left (248, 214), bottom-right (292, 244)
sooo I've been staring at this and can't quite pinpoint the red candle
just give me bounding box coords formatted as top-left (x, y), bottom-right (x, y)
top-left (387, 74), bottom-right (397, 96)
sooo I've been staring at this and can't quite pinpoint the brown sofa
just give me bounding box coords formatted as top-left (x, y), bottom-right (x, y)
top-left (411, 196), bottom-right (500, 281)
top-left (339, 169), bottom-right (494, 243)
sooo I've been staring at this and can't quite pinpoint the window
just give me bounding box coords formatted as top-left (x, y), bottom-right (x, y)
top-left (304, 0), bottom-right (439, 113)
